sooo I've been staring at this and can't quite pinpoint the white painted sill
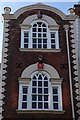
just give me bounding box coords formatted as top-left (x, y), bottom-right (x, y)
top-left (19, 48), bottom-right (61, 52)
top-left (16, 110), bottom-right (65, 114)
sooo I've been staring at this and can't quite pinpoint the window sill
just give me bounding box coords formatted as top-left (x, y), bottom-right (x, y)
top-left (19, 48), bottom-right (61, 52)
top-left (16, 109), bottom-right (65, 114)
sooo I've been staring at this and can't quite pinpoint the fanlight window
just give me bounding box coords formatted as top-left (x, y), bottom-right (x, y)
top-left (18, 71), bottom-right (62, 111)
top-left (21, 20), bottom-right (59, 50)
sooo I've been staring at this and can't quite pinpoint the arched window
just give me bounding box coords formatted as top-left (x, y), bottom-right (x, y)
top-left (21, 20), bottom-right (59, 50)
top-left (18, 71), bottom-right (62, 111)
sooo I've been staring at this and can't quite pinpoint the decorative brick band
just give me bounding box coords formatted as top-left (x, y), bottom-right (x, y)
top-left (70, 20), bottom-right (79, 119)
top-left (1, 20), bottom-right (10, 120)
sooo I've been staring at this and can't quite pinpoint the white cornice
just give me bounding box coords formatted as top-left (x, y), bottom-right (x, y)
top-left (2, 3), bottom-right (77, 21)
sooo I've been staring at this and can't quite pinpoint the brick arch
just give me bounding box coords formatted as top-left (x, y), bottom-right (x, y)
top-left (14, 3), bottom-right (66, 20)
top-left (21, 63), bottom-right (60, 78)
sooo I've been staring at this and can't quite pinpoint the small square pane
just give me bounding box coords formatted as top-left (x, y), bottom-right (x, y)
top-left (43, 39), bottom-right (47, 43)
top-left (38, 81), bottom-right (42, 86)
top-left (53, 88), bottom-right (58, 94)
top-left (33, 39), bottom-right (37, 43)
top-left (23, 95), bottom-right (27, 101)
top-left (38, 44), bottom-right (42, 48)
top-left (44, 102), bottom-right (48, 109)
top-left (32, 95), bottom-right (37, 101)
top-left (44, 81), bottom-right (48, 87)
top-left (51, 45), bottom-right (56, 49)
top-left (24, 38), bottom-right (28, 43)
top-left (32, 88), bottom-right (36, 93)
top-left (38, 102), bottom-right (42, 109)
top-left (53, 96), bottom-right (58, 102)
top-left (23, 87), bottom-right (27, 94)
top-left (44, 88), bottom-right (48, 94)
top-left (38, 28), bottom-right (41, 32)
top-left (24, 32), bottom-right (28, 37)
top-left (51, 33), bottom-right (55, 38)
top-left (38, 95), bottom-right (42, 101)
top-left (53, 103), bottom-right (58, 109)
top-left (22, 102), bottom-right (27, 109)
top-left (24, 44), bottom-right (28, 48)
top-left (38, 33), bottom-right (41, 37)
top-left (32, 102), bottom-right (36, 108)
top-left (43, 34), bottom-right (46, 37)
top-left (38, 88), bottom-right (42, 93)
top-left (33, 44), bottom-right (37, 48)
top-left (51, 39), bottom-right (55, 43)
top-left (33, 33), bottom-right (36, 37)
top-left (33, 28), bottom-right (36, 32)
top-left (32, 81), bottom-right (37, 86)
top-left (38, 39), bottom-right (42, 43)
top-left (44, 95), bottom-right (48, 101)
top-left (43, 44), bottom-right (47, 48)
top-left (43, 28), bottom-right (47, 32)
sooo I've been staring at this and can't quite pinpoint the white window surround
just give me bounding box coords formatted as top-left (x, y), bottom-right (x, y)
top-left (18, 71), bottom-right (63, 111)
top-left (20, 20), bottom-right (59, 50)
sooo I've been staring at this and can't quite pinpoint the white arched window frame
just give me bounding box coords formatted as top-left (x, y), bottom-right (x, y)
top-left (18, 71), bottom-right (63, 111)
top-left (21, 20), bottom-right (59, 50)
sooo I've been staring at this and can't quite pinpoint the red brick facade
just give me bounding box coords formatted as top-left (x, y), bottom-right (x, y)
top-left (2, 3), bottom-right (79, 120)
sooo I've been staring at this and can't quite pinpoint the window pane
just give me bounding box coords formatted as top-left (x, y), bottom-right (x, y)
top-left (43, 39), bottom-right (47, 43)
top-left (38, 88), bottom-right (42, 94)
top-left (22, 102), bottom-right (27, 109)
top-left (43, 28), bottom-right (47, 32)
top-left (44, 81), bottom-right (48, 87)
top-left (53, 96), bottom-right (58, 102)
top-left (32, 81), bottom-right (37, 86)
top-left (38, 39), bottom-right (42, 43)
top-left (44, 76), bottom-right (48, 80)
top-left (23, 95), bottom-right (27, 101)
top-left (32, 88), bottom-right (36, 93)
top-left (37, 22), bottom-right (42, 27)
top-left (33, 44), bottom-right (37, 48)
top-left (23, 87), bottom-right (27, 94)
top-left (32, 102), bottom-right (36, 108)
top-left (32, 95), bottom-right (37, 101)
top-left (38, 33), bottom-right (41, 37)
top-left (42, 24), bottom-right (46, 27)
top-left (51, 39), bottom-right (55, 43)
top-left (53, 88), bottom-right (58, 94)
top-left (38, 95), bottom-right (42, 101)
top-left (38, 44), bottom-right (42, 48)
top-left (24, 32), bottom-right (28, 37)
top-left (43, 44), bottom-right (47, 48)
top-left (44, 102), bottom-right (48, 109)
top-left (33, 76), bottom-right (37, 80)
top-left (33, 33), bottom-right (36, 37)
top-left (38, 28), bottom-right (41, 32)
top-left (44, 95), bottom-right (48, 101)
top-left (38, 74), bottom-right (42, 80)
top-left (38, 81), bottom-right (42, 86)
top-left (24, 38), bottom-right (28, 43)
top-left (33, 24), bottom-right (37, 27)
top-left (33, 39), bottom-right (37, 43)
top-left (51, 45), bottom-right (56, 49)
top-left (44, 88), bottom-right (48, 94)
top-left (51, 33), bottom-right (55, 38)
top-left (53, 103), bottom-right (58, 109)
top-left (38, 102), bottom-right (42, 109)
top-left (24, 44), bottom-right (28, 48)
top-left (33, 28), bottom-right (36, 32)
top-left (43, 34), bottom-right (46, 37)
